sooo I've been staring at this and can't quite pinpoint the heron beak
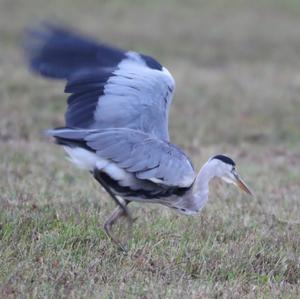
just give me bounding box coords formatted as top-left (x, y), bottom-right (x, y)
top-left (233, 174), bottom-right (253, 196)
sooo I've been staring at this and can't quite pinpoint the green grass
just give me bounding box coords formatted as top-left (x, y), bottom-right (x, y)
top-left (0, 0), bottom-right (300, 297)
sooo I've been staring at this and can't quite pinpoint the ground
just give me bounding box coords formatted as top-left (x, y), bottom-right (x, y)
top-left (0, 0), bottom-right (300, 298)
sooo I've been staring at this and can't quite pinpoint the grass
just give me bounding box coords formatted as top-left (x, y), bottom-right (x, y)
top-left (0, 0), bottom-right (300, 297)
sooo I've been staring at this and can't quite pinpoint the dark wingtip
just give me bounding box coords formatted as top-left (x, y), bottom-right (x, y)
top-left (211, 154), bottom-right (236, 166)
top-left (23, 21), bottom-right (68, 78)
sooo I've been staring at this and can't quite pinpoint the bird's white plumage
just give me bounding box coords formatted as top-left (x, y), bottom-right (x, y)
top-left (63, 146), bottom-right (99, 170)
top-left (63, 146), bottom-right (147, 189)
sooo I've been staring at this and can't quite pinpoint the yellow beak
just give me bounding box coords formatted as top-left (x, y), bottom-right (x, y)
top-left (234, 174), bottom-right (253, 196)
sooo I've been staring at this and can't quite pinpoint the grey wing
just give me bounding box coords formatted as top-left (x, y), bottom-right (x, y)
top-left (25, 24), bottom-right (175, 141)
top-left (48, 128), bottom-right (195, 188)
top-left (65, 58), bottom-right (175, 140)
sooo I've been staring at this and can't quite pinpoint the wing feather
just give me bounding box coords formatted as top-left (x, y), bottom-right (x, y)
top-left (48, 128), bottom-right (195, 188)
top-left (25, 24), bottom-right (175, 140)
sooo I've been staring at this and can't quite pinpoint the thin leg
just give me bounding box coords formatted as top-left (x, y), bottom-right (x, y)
top-left (104, 206), bottom-right (127, 251)
top-left (93, 170), bottom-right (136, 250)
top-left (104, 204), bottom-right (135, 252)
top-left (93, 170), bottom-right (133, 221)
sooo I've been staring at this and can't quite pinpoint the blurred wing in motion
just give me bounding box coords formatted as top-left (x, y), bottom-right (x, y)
top-left (25, 23), bottom-right (175, 140)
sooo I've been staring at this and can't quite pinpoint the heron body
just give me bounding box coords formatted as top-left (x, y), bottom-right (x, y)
top-left (25, 24), bottom-right (252, 249)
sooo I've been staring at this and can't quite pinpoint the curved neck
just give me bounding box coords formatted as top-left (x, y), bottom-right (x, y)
top-left (195, 160), bottom-right (216, 191)
top-left (172, 159), bottom-right (219, 214)
top-left (189, 160), bottom-right (217, 212)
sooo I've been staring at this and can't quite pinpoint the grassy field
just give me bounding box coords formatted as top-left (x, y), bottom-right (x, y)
top-left (1, 0), bottom-right (300, 297)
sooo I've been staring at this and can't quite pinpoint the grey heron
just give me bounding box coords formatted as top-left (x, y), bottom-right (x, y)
top-left (25, 24), bottom-right (252, 250)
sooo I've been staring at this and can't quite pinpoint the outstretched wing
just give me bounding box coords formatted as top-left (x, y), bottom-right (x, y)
top-left (25, 24), bottom-right (175, 141)
top-left (48, 128), bottom-right (195, 188)
top-left (65, 59), bottom-right (174, 140)
top-left (24, 23), bottom-right (126, 79)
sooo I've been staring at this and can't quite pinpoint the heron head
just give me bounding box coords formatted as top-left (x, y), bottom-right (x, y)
top-left (210, 154), bottom-right (253, 195)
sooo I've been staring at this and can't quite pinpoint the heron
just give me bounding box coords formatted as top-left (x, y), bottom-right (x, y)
top-left (25, 23), bottom-right (252, 250)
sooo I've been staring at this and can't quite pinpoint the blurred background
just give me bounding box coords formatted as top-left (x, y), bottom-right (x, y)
top-left (0, 0), bottom-right (299, 297)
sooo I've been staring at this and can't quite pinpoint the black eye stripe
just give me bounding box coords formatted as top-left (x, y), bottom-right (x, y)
top-left (212, 154), bottom-right (236, 166)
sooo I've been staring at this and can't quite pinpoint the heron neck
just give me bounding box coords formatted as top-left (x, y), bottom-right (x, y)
top-left (191, 160), bottom-right (216, 211)
top-left (196, 160), bottom-right (216, 189)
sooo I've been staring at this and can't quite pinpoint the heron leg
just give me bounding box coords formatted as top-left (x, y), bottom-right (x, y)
top-left (104, 203), bottom-right (136, 251)
top-left (104, 206), bottom-right (127, 251)
top-left (93, 170), bottom-right (134, 221)
top-left (93, 170), bottom-right (136, 250)
top-left (109, 194), bottom-right (133, 222)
